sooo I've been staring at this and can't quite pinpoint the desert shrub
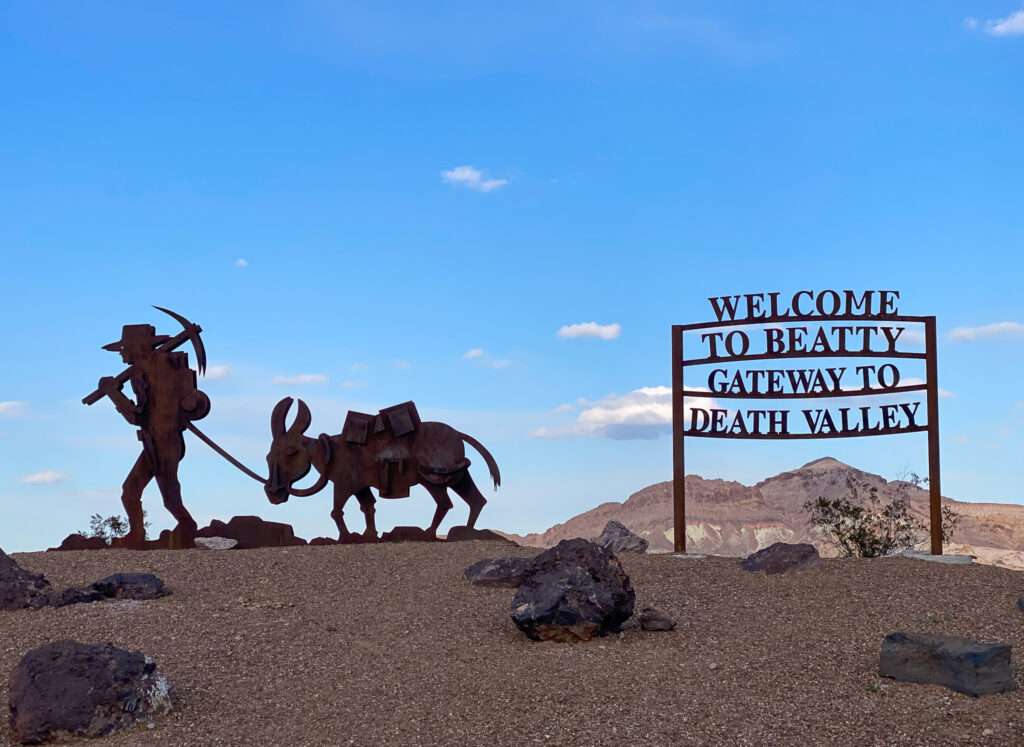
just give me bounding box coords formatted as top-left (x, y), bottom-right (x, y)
top-left (804, 473), bottom-right (959, 558)
top-left (80, 512), bottom-right (149, 544)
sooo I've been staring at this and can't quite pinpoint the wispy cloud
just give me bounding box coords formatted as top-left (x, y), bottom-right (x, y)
top-left (0, 401), bottom-right (27, 417)
top-left (341, 379), bottom-right (367, 389)
top-left (532, 386), bottom-right (716, 440)
top-left (899, 377), bottom-right (954, 398)
top-left (272, 373), bottom-right (329, 385)
top-left (394, 360), bottom-right (412, 370)
top-left (350, 362), bottom-right (369, 372)
top-left (441, 165), bottom-right (508, 193)
top-left (21, 470), bottom-right (67, 485)
top-left (203, 364), bottom-right (232, 380)
top-left (557, 321), bottom-right (622, 340)
top-left (234, 258), bottom-right (249, 268)
top-left (948, 321), bottom-right (1024, 341)
top-left (462, 348), bottom-right (511, 369)
top-left (964, 10), bottom-right (1024, 36)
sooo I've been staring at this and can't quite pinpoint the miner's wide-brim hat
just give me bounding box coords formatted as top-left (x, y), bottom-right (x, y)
top-left (102, 324), bottom-right (170, 352)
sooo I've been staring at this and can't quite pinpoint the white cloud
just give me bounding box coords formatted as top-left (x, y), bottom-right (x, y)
top-left (350, 362), bottom-right (369, 372)
top-left (272, 373), bottom-right (329, 385)
top-left (557, 322), bottom-right (622, 340)
top-left (0, 401), bottom-right (27, 416)
top-left (394, 360), bottom-right (412, 370)
top-left (203, 364), bottom-right (232, 380)
top-left (948, 321), bottom-right (1024, 341)
top-left (966, 10), bottom-right (1024, 36)
top-left (462, 348), bottom-right (511, 369)
top-left (550, 403), bottom-right (576, 414)
top-left (532, 385), bottom-right (717, 440)
top-left (234, 258), bottom-right (249, 268)
top-left (21, 470), bottom-right (67, 485)
top-left (341, 379), bottom-right (367, 389)
top-left (898, 377), bottom-right (954, 398)
top-left (441, 165), bottom-right (508, 193)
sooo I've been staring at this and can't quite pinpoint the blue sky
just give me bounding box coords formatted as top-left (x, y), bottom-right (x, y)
top-left (1, 2), bottom-right (1022, 552)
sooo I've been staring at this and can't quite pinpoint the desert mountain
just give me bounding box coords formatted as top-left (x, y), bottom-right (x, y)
top-left (507, 458), bottom-right (1024, 569)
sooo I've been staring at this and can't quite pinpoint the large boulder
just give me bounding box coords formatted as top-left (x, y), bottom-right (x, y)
top-left (446, 526), bottom-right (517, 544)
top-left (596, 521), bottom-right (649, 554)
top-left (197, 516), bottom-right (306, 550)
top-left (8, 640), bottom-right (172, 744)
top-left (90, 573), bottom-right (168, 601)
top-left (48, 534), bottom-right (108, 552)
top-left (380, 526), bottom-right (439, 543)
top-left (511, 538), bottom-right (635, 642)
top-left (194, 536), bottom-right (238, 551)
top-left (0, 549), bottom-right (51, 610)
top-left (464, 557), bottom-right (534, 588)
top-left (879, 632), bottom-right (1016, 696)
top-left (44, 588), bottom-right (107, 609)
top-left (741, 542), bottom-right (821, 575)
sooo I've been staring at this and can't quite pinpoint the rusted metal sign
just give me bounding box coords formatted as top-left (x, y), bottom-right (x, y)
top-left (672, 290), bottom-right (943, 554)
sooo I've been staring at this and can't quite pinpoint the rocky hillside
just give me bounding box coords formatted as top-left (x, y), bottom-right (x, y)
top-left (507, 458), bottom-right (1024, 569)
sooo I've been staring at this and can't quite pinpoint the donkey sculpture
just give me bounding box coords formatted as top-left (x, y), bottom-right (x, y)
top-left (263, 397), bottom-right (500, 540)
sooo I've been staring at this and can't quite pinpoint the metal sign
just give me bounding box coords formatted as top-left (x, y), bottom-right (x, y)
top-left (671, 290), bottom-right (943, 554)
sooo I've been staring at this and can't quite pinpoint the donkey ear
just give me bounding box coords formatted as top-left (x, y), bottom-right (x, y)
top-left (288, 398), bottom-right (312, 437)
top-left (271, 397), bottom-right (293, 437)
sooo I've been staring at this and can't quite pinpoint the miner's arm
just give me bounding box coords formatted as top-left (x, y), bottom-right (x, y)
top-left (97, 376), bottom-right (143, 425)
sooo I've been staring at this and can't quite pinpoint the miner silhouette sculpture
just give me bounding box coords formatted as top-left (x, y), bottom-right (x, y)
top-left (82, 307), bottom-right (209, 549)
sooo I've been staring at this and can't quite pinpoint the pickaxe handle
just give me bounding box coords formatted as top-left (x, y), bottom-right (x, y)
top-left (81, 325), bottom-right (202, 405)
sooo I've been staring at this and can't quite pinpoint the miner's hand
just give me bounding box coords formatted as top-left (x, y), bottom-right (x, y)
top-left (97, 376), bottom-right (121, 394)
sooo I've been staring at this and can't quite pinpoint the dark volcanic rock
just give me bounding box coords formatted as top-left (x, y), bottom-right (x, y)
top-left (380, 526), bottom-right (440, 543)
top-left (90, 573), bottom-right (168, 601)
top-left (596, 520), bottom-right (649, 554)
top-left (464, 557), bottom-right (534, 588)
top-left (48, 534), bottom-right (108, 552)
top-left (639, 607), bottom-right (676, 632)
top-left (741, 542), bottom-right (821, 575)
top-left (511, 538), bottom-right (635, 642)
top-left (8, 640), bottom-right (173, 744)
top-left (197, 516), bottom-right (307, 550)
top-left (1017, 597), bottom-right (1024, 613)
top-left (0, 548), bottom-right (51, 610)
top-left (879, 631), bottom-right (1016, 696)
top-left (43, 588), bottom-right (107, 609)
top-left (309, 537), bottom-right (338, 546)
top-left (446, 526), bottom-right (517, 544)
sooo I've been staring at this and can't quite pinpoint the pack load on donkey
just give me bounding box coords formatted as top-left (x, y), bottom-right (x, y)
top-left (264, 398), bottom-right (501, 542)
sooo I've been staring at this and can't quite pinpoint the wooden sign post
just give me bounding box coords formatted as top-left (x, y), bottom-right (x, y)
top-left (672, 290), bottom-right (942, 554)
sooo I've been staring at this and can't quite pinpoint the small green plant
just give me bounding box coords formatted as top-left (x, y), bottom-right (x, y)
top-left (79, 512), bottom-right (149, 544)
top-left (804, 473), bottom-right (960, 558)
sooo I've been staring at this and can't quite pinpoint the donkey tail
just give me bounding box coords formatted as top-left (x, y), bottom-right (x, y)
top-left (459, 432), bottom-right (501, 490)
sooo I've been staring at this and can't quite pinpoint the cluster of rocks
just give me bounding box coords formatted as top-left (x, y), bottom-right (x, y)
top-left (53, 516), bottom-right (516, 552)
top-left (1, 549), bottom-right (167, 612)
top-left (465, 521), bottom-right (673, 642)
top-left (2, 546), bottom-right (175, 743)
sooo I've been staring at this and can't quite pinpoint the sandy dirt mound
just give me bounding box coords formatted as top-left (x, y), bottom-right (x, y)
top-left (1, 542), bottom-right (1021, 746)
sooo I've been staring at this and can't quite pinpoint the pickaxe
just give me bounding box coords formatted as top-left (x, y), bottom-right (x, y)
top-left (82, 306), bottom-right (207, 406)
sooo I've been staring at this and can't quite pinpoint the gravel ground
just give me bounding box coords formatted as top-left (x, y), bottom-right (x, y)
top-left (2, 542), bottom-right (1022, 746)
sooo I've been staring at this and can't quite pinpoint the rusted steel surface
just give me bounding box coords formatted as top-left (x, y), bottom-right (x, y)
top-left (82, 307), bottom-right (209, 549)
top-left (672, 292), bottom-right (943, 556)
top-left (264, 398), bottom-right (501, 542)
